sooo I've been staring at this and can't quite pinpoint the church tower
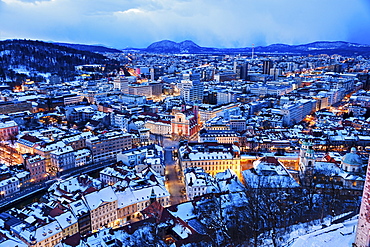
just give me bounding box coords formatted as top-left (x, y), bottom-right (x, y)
top-left (150, 188), bottom-right (157, 204)
top-left (299, 139), bottom-right (315, 176)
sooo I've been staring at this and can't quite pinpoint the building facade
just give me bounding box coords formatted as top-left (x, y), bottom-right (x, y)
top-left (50, 146), bottom-right (76, 176)
top-left (0, 120), bottom-right (18, 141)
top-left (355, 158), bottom-right (370, 247)
top-left (179, 143), bottom-right (242, 180)
top-left (184, 167), bottom-right (217, 201)
top-left (87, 131), bottom-right (132, 163)
top-left (25, 155), bottom-right (47, 182)
top-left (0, 176), bottom-right (20, 198)
top-left (84, 186), bottom-right (118, 232)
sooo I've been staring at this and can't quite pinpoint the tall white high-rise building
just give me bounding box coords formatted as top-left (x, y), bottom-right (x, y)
top-left (114, 76), bottom-right (129, 94)
top-left (179, 80), bottom-right (204, 103)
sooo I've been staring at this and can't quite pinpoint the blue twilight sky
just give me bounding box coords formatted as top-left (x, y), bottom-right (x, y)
top-left (1, 0), bottom-right (370, 49)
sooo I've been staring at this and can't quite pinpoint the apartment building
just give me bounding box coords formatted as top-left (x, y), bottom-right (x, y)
top-left (84, 186), bottom-right (118, 232)
top-left (117, 144), bottom-right (165, 176)
top-left (61, 132), bottom-right (92, 150)
top-left (87, 131), bottom-right (132, 163)
top-left (69, 199), bottom-right (91, 236)
top-left (24, 155), bottom-right (47, 182)
top-left (184, 167), bottom-right (218, 201)
top-left (179, 143), bottom-right (242, 180)
top-left (0, 120), bottom-right (18, 140)
top-left (116, 185), bottom-right (170, 224)
top-left (50, 146), bottom-right (75, 176)
top-left (54, 212), bottom-right (79, 238)
top-left (13, 221), bottom-right (63, 247)
top-left (74, 148), bottom-right (92, 167)
top-left (0, 176), bottom-right (20, 198)
top-left (199, 130), bottom-right (239, 144)
top-left (0, 101), bottom-right (32, 114)
top-left (145, 119), bottom-right (171, 136)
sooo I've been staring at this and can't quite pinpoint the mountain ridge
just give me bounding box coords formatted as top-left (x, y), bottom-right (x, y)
top-left (54, 42), bottom-right (122, 53)
top-left (126, 40), bottom-right (370, 55)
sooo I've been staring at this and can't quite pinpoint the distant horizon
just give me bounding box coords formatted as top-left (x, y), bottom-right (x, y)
top-left (1, 38), bottom-right (370, 50)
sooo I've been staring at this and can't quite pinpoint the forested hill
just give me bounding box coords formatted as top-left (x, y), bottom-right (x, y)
top-left (54, 42), bottom-right (122, 53)
top-left (0, 39), bottom-right (119, 81)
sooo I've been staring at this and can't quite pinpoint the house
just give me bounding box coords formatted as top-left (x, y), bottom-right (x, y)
top-left (84, 186), bottom-right (118, 232)
top-left (0, 120), bottom-right (18, 141)
top-left (242, 156), bottom-right (299, 189)
top-left (24, 155), bottom-right (47, 182)
top-left (184, 167), bottom-right (218, 200)
top-left (50, 146), bottom-right (75, 176)
top-left (0, 176), bottom-right (20, 198)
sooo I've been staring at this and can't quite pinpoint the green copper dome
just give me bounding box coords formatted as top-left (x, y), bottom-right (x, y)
top-left (342, 148), bottom-right (362, 167)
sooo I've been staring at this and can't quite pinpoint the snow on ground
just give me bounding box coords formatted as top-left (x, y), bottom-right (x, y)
top-left (290, 217), bottom-right (357, 247)
top-left (8, 66), bottom-right (51, 78)
top-left (258, 213), bottom-right (357, 247)
top-left (170, 201), bottom-right (195, 221)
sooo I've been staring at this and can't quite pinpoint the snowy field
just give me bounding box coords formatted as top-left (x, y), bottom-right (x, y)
top-left (258, 213), bottom-right (358, 247)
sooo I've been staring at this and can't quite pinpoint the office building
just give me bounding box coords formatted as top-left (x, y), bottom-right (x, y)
top-left (263, 60), bottom-right (273, 75)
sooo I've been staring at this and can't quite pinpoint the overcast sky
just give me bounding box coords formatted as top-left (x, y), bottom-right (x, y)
top-left (1, 0), bottom-right (370, 49)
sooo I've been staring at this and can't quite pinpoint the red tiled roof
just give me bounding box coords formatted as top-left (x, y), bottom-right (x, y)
top-left (259, 156), bottom-right (280, 165)
top-left (20, 134), bottom-right (42, 143)
top-left (62, 233), bottom-right (81, 247)
top-left (49, 207), bottom-right (64, 217)
top-left (141, 201), bottom-right (165, 223)
top-left (84, 187), bottom-right (98, 195)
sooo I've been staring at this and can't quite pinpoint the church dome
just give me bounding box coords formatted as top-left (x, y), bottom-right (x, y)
top-left (301, 139), bottom-right (309, 146)
top-left (342, 148), bottom-right (362, 167)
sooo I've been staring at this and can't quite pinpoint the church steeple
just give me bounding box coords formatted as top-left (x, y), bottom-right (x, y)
top-left (150, 188), bottom-right (157, 204)
top-left (299, 139), bottom-right (315, 176)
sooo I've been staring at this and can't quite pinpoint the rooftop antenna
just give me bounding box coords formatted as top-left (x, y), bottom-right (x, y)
top-left (251, 44), bottom-right (255, 60)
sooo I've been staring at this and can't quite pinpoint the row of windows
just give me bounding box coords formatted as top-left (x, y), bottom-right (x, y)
top-left (92, 203), bottom-right (115, 217)
top-left (203, 165), bottom-right (237, 171)
top-left (0, 187), bottom-right (18, 195)
top-left (94, 152), bottom-right (117, 159)
top-left (94, 206), bottom-right (114, 216)
top-left (186, 160), bottom-right (236, 166)
top-left (0, 128), bottom-right (17, 133)
top-left (120, 205), bottom-right (136, 216)
top-left (93, 217), bottom-right (115, 230)
top-left (31, 166), bottom-right (45, 173)
top-left (0, 182), bottom-right (18, 190)
top-left (189, 187), bottom-right (206, 192)
top-left (189, 191), bottom-right (205, 198)
top-left (29, 162), bottom-right (44, 167)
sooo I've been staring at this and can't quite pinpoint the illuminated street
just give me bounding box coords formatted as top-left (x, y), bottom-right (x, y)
top-left (163, 139), bottom-right (186, 205)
